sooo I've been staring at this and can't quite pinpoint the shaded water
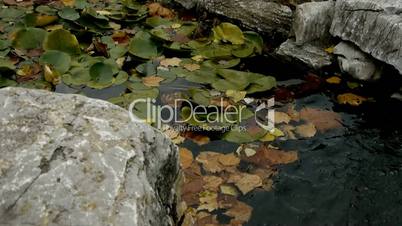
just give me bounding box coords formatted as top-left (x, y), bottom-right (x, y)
top-left (55, 56), bottom-right (402, 226)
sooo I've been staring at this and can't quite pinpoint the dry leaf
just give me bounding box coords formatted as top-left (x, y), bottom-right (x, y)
top-left (234, 173), bottom-right (262, 195)
top-left (196, 152), bottom-right (224, 173)
top-left (218, 153), bottom-right (240, 167)
top-left (300, 108), bottom-right (342, 132)
top-left (244, 145), bottom-right (298, 167)
top-left (295, 123), bottom-right (317, 138)
top-left (226, 90), bottom-right (246, 103)
top-left (203, 176), bottom-right (223, 191)
top-left (337, 93), bottom-right (367, 106)
top-left (183, 63), bottom-right (201, 71)
top-left (275, 112), bottom-right (291, 124)
top-left (180, 148), bottom-right (193, 169)
top-left (148, 3), bottom-right (175, 19)
top-left (61, 0), bottom-right (75, 7)
top-left (224, 201), bottom-right (253, 223)
top-left (198, 191), bottom-right (218, 212)
top-left (183, 131), bottom-right (210, 146)
top-left (326, 76), bottom-right (341, 84)
top-left (160, 57), bottom-right (182, 67)
top-left (281, 125), bottom-right (297, 140)
top-left (142, 76), bottom-right (164, 87)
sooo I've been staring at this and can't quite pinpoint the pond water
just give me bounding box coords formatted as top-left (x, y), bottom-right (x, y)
top-left (55, 55), bottom-right (402, 225)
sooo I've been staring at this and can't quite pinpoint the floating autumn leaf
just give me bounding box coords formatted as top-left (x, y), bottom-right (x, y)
top-left (218, 153), bottom-right (240, 167)
top-left (275, 111), bottom-right (291, 124)
top-left (203, 176), bottom-right (223, 191)
top-left (232, 173), bottom-right (262, 195)
top-left (281, 125), bottom-right (297, 140)
top-left (295, 123), bottom-right (317, 138)
top-left (142, 76), bottom-right (164, 87)
top-left (43, 64), bottom-right (61, 85)
top-left (224, 200), bottom-right (253, 223)
top-left (161, 125), bottom-right (185, 144)
top-left (326, 76), bottom-right (342, 84)
top-left (213, 23), bottom-right (245, 45)
top-left (160, 57), bottom-right (182, 67)
top-left (299, 108), bottom-right (342, 132)
top-left (226, 90), bottom-right (246, 103)
top-left (183, 63), bottom-right (200, 72)
top-left (179, 148), bottom-right (193, 169)
top-left (196, 152), bottom-right (224, 173)
top-left (198, 191), bottom-right (219, 212)
top-left (244, 145), bottom-right (298, 167)
top-left (61, 0), bottom-right (75, 7)
top-left (337, 93), bottom-right (367, 106)
top-left (148, 3), bottom-right (175, 19)
top-left (220, 184), bottom-right (239, 196)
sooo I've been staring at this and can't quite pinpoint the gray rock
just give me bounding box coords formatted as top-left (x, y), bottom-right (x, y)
top-left (330, 0), bottom-right (402, 74)
top-left (334, 41), bottom-right (382, 81)
top-left (293, 1), bottom-right (335, 45)
top-left (0, 87), bottom-right (179, 226)
top-left (174, 0), bottom-right (198, 9)
top-left (276, 39), bottom-right (333, 69)
top-left (198, 0), bottom-right (293, 39)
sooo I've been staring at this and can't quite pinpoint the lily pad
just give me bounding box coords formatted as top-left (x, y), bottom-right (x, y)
top-left (213, 23), bottom-right (245, 45)
top-left (87, 62), bottom-right (114, 88)
top-left (12, 28), bottom-right (47, 50)
top-left (129, 31), bottom-right (159, 59)
top-left (44, 29), bottom-right (81, 55)
top-left (58, 7), bottom-right (80, 21)
top-left (246, 76), bottom-right (276, 94)
top-left (40, 50), bottom-right (71, 74)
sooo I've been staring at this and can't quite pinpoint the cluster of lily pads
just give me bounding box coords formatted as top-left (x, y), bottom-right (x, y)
top-left (0, 0), bottom-right (278, 143)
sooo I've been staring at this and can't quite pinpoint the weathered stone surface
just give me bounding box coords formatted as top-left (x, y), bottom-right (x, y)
top-left (276, 39), bottom-right (333, 69)
top-left (198, 0), bottom-right (293, 39)
top-left (0, 87), bottom-right (179, 226)
top-left (334, 41), bottom-right (382, 81)
top-left (293, 1), bottom-right (335, 45)
top-left (174, 0), bottom-right (198, 9)
top-left (330, 0), bottom-right (402, 74)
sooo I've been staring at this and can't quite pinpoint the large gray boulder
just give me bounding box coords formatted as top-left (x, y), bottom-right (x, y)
top-left (276, 39), bottom-right (333, 69)
top-left (334, 42), bottom-right (382, 81)
top-left (197, 0), bottom-right (293, 39)
top-left (293, 1), bottom-right (335, 45)
top-left (330, 0), bottom-right (402, 74)
top-left (0, 87), bottom-right (179, 226)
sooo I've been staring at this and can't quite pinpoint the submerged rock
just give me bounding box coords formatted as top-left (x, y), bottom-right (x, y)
top-left (198, 0), bottom-right (293, 40)
top-left (276, 39), bottom-right (333, 70)
top-left (0, 87), bottom-right (179, 226)
top-left (293, 1), bottom-right (335, 45)
top-left (334, 42), bottom-right (382, 81)
top-left (330, 0), bottom-right (402, 74)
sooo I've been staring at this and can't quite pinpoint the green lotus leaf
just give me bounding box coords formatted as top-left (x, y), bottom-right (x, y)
top-left (44, 29), bottom-right (81, 55)
top-left (203, 58), bottom-right (241, 69)
top-left (246, 76), bottom-right (276, 94)
top-left (129, 31), bottom-right (159, 59)
top-left (212, 22), bottom-right (245, 45)
top-left (58, 7), bottom-right (80, 21)
top-left (12, 28), bottom-right (47, 50)
top-left (40, 50), bottom-right (71, 74)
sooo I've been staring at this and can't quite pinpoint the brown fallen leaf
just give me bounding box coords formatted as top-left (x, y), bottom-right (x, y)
top-left (203, 176), bottom-right (223, 191)
top-left (182, 131), bottom-right (210, 146)
top-left (4, 0), bottom-right (33, 6)
top-left (224, 200), bottom-right (253, 223)
top-left (220, 184), bottom-right (239, 196)
top-left (326, 76), bottom-right (341, 84)
top-left (244, 145), bottom-right (298, 167)
top-left (148, 3), bottom-right (175, 19)
top-left (218, 153), bottom-right (240, 167)
top-left (299, 108), bottom-right (342, 132)
top-left (180, 148), bottom-right (193, 169)
top-left (295, 123), bottom-right (317, 138)
top-left (233, 173), bottom-right (262, 195)
top-left (196, 152), bottom-right (224, 173)
top-left (142, 76), bottom-right (164, 87)
top-left (198, 191), bottom-right (218, 212)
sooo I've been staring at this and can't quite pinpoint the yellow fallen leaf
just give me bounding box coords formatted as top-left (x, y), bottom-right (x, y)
top-left (337, 93), bottom-right (367, 106)
top-left (225, 90), bottom-right (246, 103)
top-left (260, 133), bottom-right (275, 142)
top-left (160, 57), bottom-right (182, 67)
top-left (179, 148), bottom-right (193, 169)
top-left (198, 191), bottom-right (218, 212)
top-left (295, 123), bottom-right (317, 138)
top-left (61, 0), bottom-right (75, 7)
top-left (325, 46), bottom-right (335, 54)
top-left (43, 65), bottom-right (61, 85)
top-left (171, 23), bottom-right (182, 29)
top-left (270, 128), bottom-right (284, 137)
top-left (191, 55), bottom-right (204, 62)
top-left (275, 112), bottom-right (291, 124)
top-left (148, 3), bottom-right (175, 19)
top-left (220, 184), bottom-right (239, 196)
top-left (142, 76), bottom-right (164, 87)
top-left (183, 63), bottom-right (200, 72)
top-left (326, 76), bottom-right (342, 84)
